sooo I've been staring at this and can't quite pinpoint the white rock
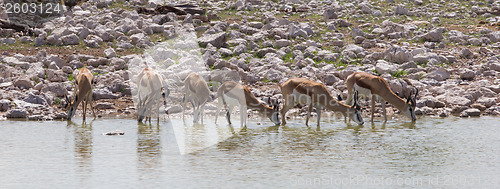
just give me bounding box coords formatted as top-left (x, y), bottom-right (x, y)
top-left (385, 46), bottom-right (413, 64)
top-left (459, 69), bottom-right (475, 80)
top-left (104, 48), bottom-right (117, 58)
top-left (424, 68), bottom-right (450, 81)
top-left (421, 28), bottom-right (444, 42)
top-left (6, 109), bottom-right (28, 118)
top-left (375, 60), bottom-right (398, 75)
top-left (61, 34), bottom-right (80, 45)
top-left (14, 78), bottom-right (34, 89)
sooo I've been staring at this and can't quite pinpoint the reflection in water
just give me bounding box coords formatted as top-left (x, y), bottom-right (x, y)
top-left (137, 123), bottom-right (162, 172)
top-left (184, 122), bottom-right (207, 154)
top-left (1, 117), bottom-right (499, 188)
top-left (68, 120), bottom-right (93, 182)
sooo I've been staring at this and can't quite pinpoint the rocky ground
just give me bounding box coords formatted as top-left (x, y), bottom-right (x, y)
top-left (1, 0), bottom-right (500, 121)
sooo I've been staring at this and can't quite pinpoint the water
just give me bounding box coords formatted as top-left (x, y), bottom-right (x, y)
top-left (0, 117), bottom-right (499, 188)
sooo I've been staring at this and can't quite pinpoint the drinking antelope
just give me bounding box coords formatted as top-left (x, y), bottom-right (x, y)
top-left (215, 81), bottom-right (280, 128)
top-left (65, 67), bottom-right (96, 121)
top-left (182, 72), bottom-right (210, 124)
top-left (280, 78), bottom-right (364, 127)
top-left (345, 72), bottom-right (418, 122)
top-left (136, 67), bottom-right (167, 123)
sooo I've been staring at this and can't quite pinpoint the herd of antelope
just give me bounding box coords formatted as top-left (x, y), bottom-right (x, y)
top-left (65, 66), bottom-right (419, 127)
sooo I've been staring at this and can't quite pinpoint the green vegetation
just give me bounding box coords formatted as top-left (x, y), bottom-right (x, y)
top-left (54, 98), bottom-right (61, 105)
top-left (391, 70), bottom-right (407, 78)
top-left (108, 1), bottom-right (134, 11)
top-left (68, 73), bottom-right (75, 82)
top-left (283, 52), bottom-right (293, 63)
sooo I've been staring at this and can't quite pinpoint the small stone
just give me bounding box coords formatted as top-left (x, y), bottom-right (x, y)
top-left (103, 130), bottom-right (125, 136)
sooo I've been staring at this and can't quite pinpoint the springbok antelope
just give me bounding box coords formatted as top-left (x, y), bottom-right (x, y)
top-left (280, 78), bottom-right (364, 127)
top-left (136, 67), bottom-right (167, 123)
top-left (345, 72), bottom-right (418, 122)
top-left (65, 67), bottom-right (96, 121)
top-left (182, 72), bottom-right (210, 123)
top-left (215, 81), bottom-right (280, 128)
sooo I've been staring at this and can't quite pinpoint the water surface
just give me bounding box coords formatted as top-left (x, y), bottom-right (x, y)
top-left (0, 117), bottom-right (499, 188)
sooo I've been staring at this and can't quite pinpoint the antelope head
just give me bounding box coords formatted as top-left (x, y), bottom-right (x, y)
top-left (65, 93), bottom-right (78, 120)
top-left (267, 98), bottom-right (281, 126)
top-left (403, 88), bottom-right (418, 122)
top-left (349, 91), bottom-right (364, 125)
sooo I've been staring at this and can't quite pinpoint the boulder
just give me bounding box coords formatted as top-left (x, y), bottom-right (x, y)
top-left (84, 35), bottom-right (103, 48)
top-left (93, 88), bottom-right (120, 100)
top-left (442, 96), bottom-right (472, 106)
top-left (385, 46), bottom-right (413, 64)
top-left (0, 99), bottom-right (10, 111)
top-left (34, 37), bottom-right (46, 46)
top-left (476, 97), bottom-right (497, 108)
top-left (198, 32), bottom-right (227, 48)
top-left (104, 48), bottom-right (117, 58)
top-left (323, 74), bottom-right (339, 85)
top-left (95, 102), bottom-right (115, 109)
top-left (288, 24), bottom-right (308, 38)
top-left (41, 83), bottom-right (67, 97)
top-left (413, 53), bottom-right (439, 64)
top-left (166, 105), bottom-right (183, 114)
top-left (489, 62), bottom-right (500, 72)
top-left (424, 68), bottom-right (450, 81)
top-left (256, 48), bottom-right (277, 58)
top-left (421, 28), bottom-right (444, 42)
top-left (14, 78), bottom-right (34, 89)
top-left (323, 8), bottom-right (338, 20)
top-left (459, 69), bottom-right (475, 80)
top-left (46, 34), bottom-right (62, 46)
top-left (24, 94), bottom-right (48, 105)
top-left (6, 109), bottom-right (28, 118)
top-left (461, 48), bottom-right (473, 59)
top-left (46, 70), bottom-right (68, 82)
top-left (61, 34), bottom-right (80, 45)
top-left (463, 108), bottom-right (481, 117)
top-left (395, 5), bottom-right (408, 15)
top-left (210, 70), bottom-right (240, 83)
top-left (375, 60), bottom-right (398, 75)
top-left (274, 39), bottom-right (291, 49)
